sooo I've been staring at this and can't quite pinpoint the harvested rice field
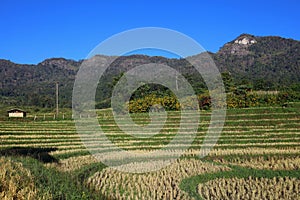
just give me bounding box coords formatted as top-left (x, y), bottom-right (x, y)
top-left (0, 105), bottom-right (299, 199)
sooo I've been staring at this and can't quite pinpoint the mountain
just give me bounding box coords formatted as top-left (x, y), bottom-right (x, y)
top-left (0, 58), bottom-right (80, 107)
top-left (0, 34), bottom-right (299, 108)
top-left (214, 34), bottom-right (300, 89)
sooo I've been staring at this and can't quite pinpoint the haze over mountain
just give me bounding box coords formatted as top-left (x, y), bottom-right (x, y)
top-left (1, 34), bottom-right (299, 108)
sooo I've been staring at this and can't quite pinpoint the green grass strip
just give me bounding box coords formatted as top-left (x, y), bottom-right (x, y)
top-left (180, 162), bottom-right (300, 200)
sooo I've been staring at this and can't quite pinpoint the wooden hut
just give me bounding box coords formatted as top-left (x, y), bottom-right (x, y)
top-left (7, 108), bottom-right (27, 118)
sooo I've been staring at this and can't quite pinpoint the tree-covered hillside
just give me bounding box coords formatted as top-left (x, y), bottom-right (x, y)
top-left (214, 34), bottom-right (300, 90)
top-left (0, 34), bottom-right (299, 108)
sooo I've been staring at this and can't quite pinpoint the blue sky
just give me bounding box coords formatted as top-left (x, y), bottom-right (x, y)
top-left (1, 0), bottom-right (299, 64)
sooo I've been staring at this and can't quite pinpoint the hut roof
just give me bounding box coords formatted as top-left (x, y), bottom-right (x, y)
top-left (7, 108), bottom-right (27, 113)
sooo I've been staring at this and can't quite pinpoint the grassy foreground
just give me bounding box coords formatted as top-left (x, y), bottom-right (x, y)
top-left (0, 104), bottom-right (299, 199)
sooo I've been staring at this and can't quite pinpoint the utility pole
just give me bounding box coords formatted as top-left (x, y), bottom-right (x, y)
top-left (175, 73), bottom-right (178, 91)
top-left (56, 82), bottom-right (59, 118)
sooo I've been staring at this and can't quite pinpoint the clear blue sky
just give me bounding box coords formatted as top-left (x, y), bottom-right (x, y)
top-left (1, 0), bottom-right (299, 64)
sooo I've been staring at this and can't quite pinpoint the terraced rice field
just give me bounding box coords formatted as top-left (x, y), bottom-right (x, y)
top-left (0, 105), bottom-right (299, 199)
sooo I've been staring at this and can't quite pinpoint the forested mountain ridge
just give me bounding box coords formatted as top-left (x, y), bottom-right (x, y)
top-left (0, 58), bottom-right (80, 107)
top-left (214, 34), bottom-right (300, 89)
top-left (1, 34), bottom-right (299, 108)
